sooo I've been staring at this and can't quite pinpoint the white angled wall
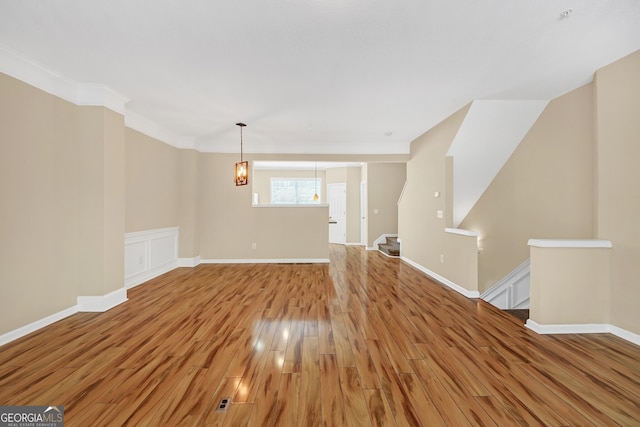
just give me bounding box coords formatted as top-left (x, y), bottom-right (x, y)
top-left (124, 227), bottom-right (179, 288)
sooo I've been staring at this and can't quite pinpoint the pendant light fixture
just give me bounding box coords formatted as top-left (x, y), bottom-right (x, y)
top-left (235, 123), bottom-right (249, 186)
top-left (313, 162), bottom-right (319, 202)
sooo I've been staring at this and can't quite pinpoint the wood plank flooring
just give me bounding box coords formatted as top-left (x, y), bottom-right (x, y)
top-left (1, 244), bottom-right (639, 426)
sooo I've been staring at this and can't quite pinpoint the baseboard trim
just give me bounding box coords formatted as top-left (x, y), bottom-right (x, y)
top-left (378, 250), bottom-right (399, 258)
top-left (200, 258), bottom-right (330, 264)
top-left (526, 320), bottom-right (640, 346)
top-left (178, 256), bottom-right (201, 267)
top-left (400, 256), bottom-right (480, 299)
top-left (77, 287), bottom-right (128, 312)
top-left (0, 305), bottom-right (78, 347)
top-left (610, 325), bottom-right (640, 346)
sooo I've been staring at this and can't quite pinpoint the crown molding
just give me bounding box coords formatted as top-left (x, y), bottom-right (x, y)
top-left (124, 111), bottom-right (194, 149)
top-left (75, 83), bottom-right (128, 115)
top-left (0, 44), bottom-right (196, 149)
top-left (196, 139), bottom-right (410, 155)
top-left (0, 44), bottom-right (129, 114)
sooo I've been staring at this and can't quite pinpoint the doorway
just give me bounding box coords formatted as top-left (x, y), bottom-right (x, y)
top-left (360, 181), bottom-right (367, 247)
top-left (328, 183), bottom-right (346, 244)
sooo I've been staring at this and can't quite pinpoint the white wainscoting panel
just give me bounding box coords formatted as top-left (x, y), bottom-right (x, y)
top-left (125, 227), bottom-right (179, 288)
top-left (481, 259), bottom-right (530, 309)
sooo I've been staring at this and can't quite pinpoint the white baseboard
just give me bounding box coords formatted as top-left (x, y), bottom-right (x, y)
top-left (77, 287), bottom-right (128, 312)
top-left (610, 325), bottom-right (640, 346)
top-left (526, 320), bottom-right (640, 346)
top-left (400, 256), bottom-right (480, 299)
top-left (378, 250), bottom-right (399, 258)
top-left (1, 286), bottom-right (130, 346)
top-left (0, 305), bottom-right (78, 346)
top-left (178, 256), bottom-right (201, 267)
top-left (200, 258), bottom-right (330, 264)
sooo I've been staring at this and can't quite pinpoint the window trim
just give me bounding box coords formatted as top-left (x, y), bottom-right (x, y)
top-left (270, 177), bottom-right (322, 205)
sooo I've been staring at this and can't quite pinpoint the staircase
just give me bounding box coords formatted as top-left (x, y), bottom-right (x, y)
top-left (378, 236), bottom-right (400, 257)
top-left (481, 259), bottom-right (530, 310)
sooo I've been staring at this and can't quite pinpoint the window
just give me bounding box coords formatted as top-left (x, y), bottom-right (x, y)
top-left (270, 178), bottom-right (321, 204)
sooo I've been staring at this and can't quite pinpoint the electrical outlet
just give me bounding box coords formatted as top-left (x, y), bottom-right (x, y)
top-left (251, 243), bottom-right (257, 250)
top-left (440, 254), bottom-right (444, 263)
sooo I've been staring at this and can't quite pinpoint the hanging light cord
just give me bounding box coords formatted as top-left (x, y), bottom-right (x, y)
top-left (236, 123), bottom-right (246, 162)
top-left (239, 125), bottom-right (243, 162)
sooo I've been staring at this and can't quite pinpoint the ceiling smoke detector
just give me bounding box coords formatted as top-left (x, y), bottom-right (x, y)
top-left (560, 9), bottom-right (573, 19)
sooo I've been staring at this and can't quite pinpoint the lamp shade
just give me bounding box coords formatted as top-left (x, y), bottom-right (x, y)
top-left (235, 123), bottom-right (248, 186)
top-left (235, 160), bottom-right (249, 186)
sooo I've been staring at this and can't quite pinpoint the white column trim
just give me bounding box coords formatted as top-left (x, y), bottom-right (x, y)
top-left (178, 256), bottom-right (201, 267)
top-left (526, 320), bottom-right (640, 346)
top-left (77, 287), bottom-right (128, 312)
top-left (527, 239), bottom-right (612, 248)
top-left (445, 228), bottom-right (479, 237)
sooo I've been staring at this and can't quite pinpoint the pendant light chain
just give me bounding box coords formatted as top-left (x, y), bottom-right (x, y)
top-left (240, 125), bottom-right (243, 162)
top-left (236, 122), bottom-right (247, 162)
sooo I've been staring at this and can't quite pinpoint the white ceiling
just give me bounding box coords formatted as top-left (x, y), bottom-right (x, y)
top-left (447, 100), bottom-right (548, 227)
top-left (1, 0), bottom-right (639, 155)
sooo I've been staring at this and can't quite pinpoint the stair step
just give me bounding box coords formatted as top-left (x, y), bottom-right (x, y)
top-left (378, 243), bottom-right (400, 256)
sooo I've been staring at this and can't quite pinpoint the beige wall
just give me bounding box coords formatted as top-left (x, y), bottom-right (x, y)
top-left (125, 128), bottom-right (180, 232)
top-left (1, 73), bottom-right (80, 333)
top-left (98, 108), bottom-right (125, 296)
top-left (460, 84), bottom-right (595, 293)
top-left (177, 149), bottom-right (200, 259)
top-left (326, 166), bottom-right (347, 185)
top-left (125, 131), bottom-right (200, 258)
top-left (530, 246), bottom-right (610, 325)
top-left (199, 153), bottom-right (329, 260)
top-left (0, 73), bottom-right (125, 335)
top-left (398, 104), bottom-right (472, 285)
top-left (367, 163), bottom-right (406, 247)
top-left (595, 50), bottom-right (640, 335)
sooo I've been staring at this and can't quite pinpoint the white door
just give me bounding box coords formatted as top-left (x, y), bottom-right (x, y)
top-left (360, 181), bottom-right (367, 247)
top-left (328, 183), bottom-right (346, 244)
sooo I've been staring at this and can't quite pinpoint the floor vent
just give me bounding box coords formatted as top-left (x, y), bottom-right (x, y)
top-left (216, 397), bottom-right (231, 412)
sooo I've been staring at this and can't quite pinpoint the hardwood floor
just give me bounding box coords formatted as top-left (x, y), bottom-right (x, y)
top-left (1, 244), bottom-right (639, 426)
